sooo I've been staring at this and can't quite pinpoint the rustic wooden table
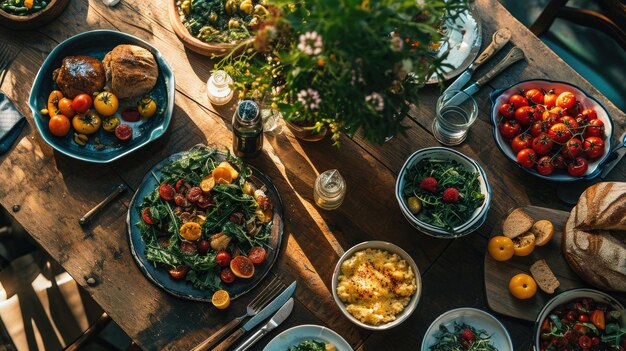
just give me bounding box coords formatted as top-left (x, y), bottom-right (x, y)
top-left (0, 0), bottom-right (624, 349)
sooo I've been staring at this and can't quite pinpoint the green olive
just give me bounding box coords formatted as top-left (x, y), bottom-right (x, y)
top-left (407, 197), bottom-right (422, 214)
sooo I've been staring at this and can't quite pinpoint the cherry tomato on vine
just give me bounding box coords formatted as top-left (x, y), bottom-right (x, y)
top-left (499, 119), bottom-right (521, 139)
top-left (548, 123), bottom-right (572, 144)
top-left (583, 136), bottom-right (605, 159)
top-left (562, 138), bottom-right (583, 160)
top-left (512, 134), bottom-right (533, 153)
top-left (556, 91), bottom-right (577, 109)
top-left (532, 133), bottom-right (554, 155)
top-left (525, 89), bottom-right (544, 105)
top-left (584, 119), bottom-right (605, 139)
top-left (509, 94), bottom-right (529, 108)
top-left (567, 157), bottom-right (588, 177)
top-left (517, 148), bottom-right (537, 168)
top-left (530, 121), bottom-right (549, 137)
top-left (515, 106), bottom-right (535, 125)
top-left (544, 90), bottom-right (558, 108)
top-left (581, 108), bottom-right (597, 121)
top-left (499, 103), bottom-right (515, 119)
top-left (536, 156), bottom-right (554, 176)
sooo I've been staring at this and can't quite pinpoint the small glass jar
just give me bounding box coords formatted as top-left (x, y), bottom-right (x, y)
top-left (314, 169), bottom-right (346, 210)
top-left (232, 100), bottom-right (263, 158)
top-left (207, 70), bottom-right (234, 106)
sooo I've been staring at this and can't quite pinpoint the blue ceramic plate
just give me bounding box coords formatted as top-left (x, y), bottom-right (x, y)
top-left (264, 325), bottom-right (353, 351)
top-left (126, 145), bottom-right (284, 302)
top-left (490, 79), bottom-right (614, 181)
top-left (28, 30), bottom-right (175, 163)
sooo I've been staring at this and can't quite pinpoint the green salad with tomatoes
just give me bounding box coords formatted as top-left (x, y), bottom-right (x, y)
top-left (402, 158), bottom-right (485, 233)
top-left (136, 146), bottom-right (274, 292)
top-left (430, 322), bottom-right (498, 351)
top-left (1, 0), bottom-right (49, 16)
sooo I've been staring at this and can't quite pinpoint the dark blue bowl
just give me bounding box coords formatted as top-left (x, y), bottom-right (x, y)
top-left (28, 30), bottom-right (175, 163)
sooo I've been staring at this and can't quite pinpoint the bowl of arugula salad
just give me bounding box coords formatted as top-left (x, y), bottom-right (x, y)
top-left (395, 147), bottom-right (491, 238)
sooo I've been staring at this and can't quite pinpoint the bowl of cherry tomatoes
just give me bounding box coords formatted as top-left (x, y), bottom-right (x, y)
top-left (490, 79), bottom-right (614, 181)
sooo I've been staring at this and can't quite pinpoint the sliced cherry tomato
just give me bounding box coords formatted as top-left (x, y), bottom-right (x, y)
top-left (114, 124), bottom-right (133, 141)
top-left (517, 148), bottom-right (537, 168)
top-left (536, 156), bottom-right (554, 176)
top-left (216, 250), bottom-right (232, 267)
top-left (121, 107), bottom-right (141, 122)
top-left (179, 241), bottom-right (198, 254)
top-left (186, 187), bottom-right (203, 203)
top-left (220, 267), bottom-right (236, 284)
top-left (567, 157), bottom-right (588, 177)
top-left (248, 246), bottom-right (267, 265)
top-left (509, 94), bottom-right (529, 108)
top-left (175, 179), bottom-right (185, 192)
top-left (514, 106), bottom-right (535, 125)
top-left (71, 93), bottom-right (93, 113)
top-left (499, 119), bottom-right (521, 139)
top-left (197, 239), bottom-right (210, 254)
top-left (174, 194), bottom-right (185, 206)
top-left (584, 119), bottom-right (605, 139)
top-left (168, 266), bottom-right (190, 280)
top-left (499, 103), bottom-right (515, 119)
top-left (525, 89), bottom-right (544, 105)
top-left (561, 138), bottom-right (583, 160)
top-left (583, 136), bottom-right (605, 159)
top-left (548, 123), bottom-right (572, 144)
top-left (141, 207), bottom-right (155, 224)
top-left (159, 183), bottom-right (175, 201)
top-left (556, 91), bottom-right (576, 109)
top-left (544, 90), bottom-right (558, 108)
top-left (532, 133), bottom-right (554, 155)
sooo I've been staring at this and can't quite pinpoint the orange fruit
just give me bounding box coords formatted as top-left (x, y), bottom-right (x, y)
top-left (509, 273), bottom-right (537, 299)
top-left (512, 232), bottom-right (536, 257)
top-left (212, 166), bottom-right (233, 185)
top-left (179, 222), bottom-right (202, 241)
top-left (211, 290), bottom-right (230, 309)
top-left (487, 236), bottom-right (515, 262)
top-left (531, 220), bottom-right (554, 246)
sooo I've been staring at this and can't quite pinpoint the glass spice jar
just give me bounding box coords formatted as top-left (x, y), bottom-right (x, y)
top-left (232, 100), bottom-right (263, 158)
top-left (314, 169), bottom-right (346, 210)
top-left (207, 70), bottom-right (234, 106)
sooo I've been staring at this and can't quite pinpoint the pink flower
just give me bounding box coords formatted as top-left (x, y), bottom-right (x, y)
top-left (365, 92), bottom-right (384, 112)
top-left (297, 31), bottom-right (323, 55)
top-left (297, 88), bottom-right (321, 110)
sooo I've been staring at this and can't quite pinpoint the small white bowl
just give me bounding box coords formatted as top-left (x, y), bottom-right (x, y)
top-left (533, 288), bottom-right (624, 350)
top-left (263, 325), bottom-right (352, 351)
top-left (395, 147), bottom-right (491, 238)
top-left (422, 308), bottom-right (513, 351)
top-left (331, 241), bottom-right (421, 330)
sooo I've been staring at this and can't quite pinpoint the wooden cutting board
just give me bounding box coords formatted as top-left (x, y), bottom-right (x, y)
top-left (484, 205), bottom-right (626, 322)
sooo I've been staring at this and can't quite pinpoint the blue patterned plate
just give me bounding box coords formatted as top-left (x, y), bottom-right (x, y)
top-left (28, 30), bottom-right (175, 163)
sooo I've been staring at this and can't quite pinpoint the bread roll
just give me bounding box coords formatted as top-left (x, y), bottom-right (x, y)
top-left (103, 45), bottom-right (158, 99)
top-left (562, 182), bottom-right (626, 292)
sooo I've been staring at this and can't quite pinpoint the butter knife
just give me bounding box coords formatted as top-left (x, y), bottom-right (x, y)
top-left (233, 298), bottom-right (294, 351)
top-left (444, 28), bottom-right (512, 94)
top-left (445, 46), bottom-right (525, 106)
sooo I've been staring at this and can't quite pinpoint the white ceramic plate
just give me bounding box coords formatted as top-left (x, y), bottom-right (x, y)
top-left (264, 325), bottom-right (353, 351)
top-left (422, 308), bottom-right (513, 351)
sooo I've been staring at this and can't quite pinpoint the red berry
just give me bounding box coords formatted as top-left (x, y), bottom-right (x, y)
top-left (442, 188), bottom-right (459, 203)
top-left (197, 239), bottom-right (210, 254)
top-left (460, 327), bottom-right (475, 341)
top-left (419, 177), bottom-right (438, 193)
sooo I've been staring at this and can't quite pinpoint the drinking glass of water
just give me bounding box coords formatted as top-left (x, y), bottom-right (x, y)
top-left (432, 90), bottom-right (478, 145)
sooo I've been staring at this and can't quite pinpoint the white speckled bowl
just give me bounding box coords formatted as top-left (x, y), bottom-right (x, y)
top-left (331, 241), bottom-right (421, 331)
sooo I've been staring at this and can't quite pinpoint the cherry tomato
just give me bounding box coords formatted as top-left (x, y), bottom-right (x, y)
top-left (565, 101), bottom-right (583, 117)
top-left (548, 123), bottom-right (572, 144)
top-left (514, 106), bottom-right (535, 125)
top-left (536, 156), bottom-right (554, 176)
top-left (197, 239), bottom-right (210, 254)
top-left (544, 90), bottom-right (557, 108)
top-left (220, 267), bottom-right (236, 284)
top-left (168, 266), bottom-right (190, 280)
top-left (499, 103), bottom-right (515, 119)
top-left (567, 157), bottom-right (588, 177)
top-left (175, 179), bottom-right (185, 192)
top-left (72, 111), bottom-right (102, 135)
top-left (71, 93), bottom-right (93, 113)
top-left (216, 251), bottom-right (232, 267)
top-left (93, 92), bottom-right (119, 116)
top-left (509, 94), bottom-right (529, 108)
top-left (48, 114), bottom-right (71, 137)
top-left (525, 89), bottom-right (544, 105)
top-left (248, 246), bottom-right (267, 265)
top-left (584, 119), bottom-right (605, 139)
top-left (58, 97), bottom-right (76, 118)
top-left (532, 133), bottom-right (554, 155)
top-left (174, 194), bottom-right (185, 206)
top-left (591, 336), bottom-right (601, 346)
top-left (114, 124), bottom-right (133, 141)
top-left (141, 207), bottom-right (155, 224)
top-left (511, 133), bottom-right (533, 154)
top-left (121, 107), bottom-right (141, 122)
top-left (582, 108), bottom-right (597, 121)
top-left (499, 119), bottom-right (521, 139)
top-left (517, 148), bottom-right (537, 168)
top-left (533, 105), bottom-right (546, 120)
top-left (530, 121), bottom-right (549, 137)
top-left (552, 155), bottom-right (566, 169)
top-left (542, 111), bottom-right (559, 125)
top-left (578, 313), bottom-right (590, 322)
top-left (566, 310), bottom-right (577, 321)
top-left (579, 335), bottom-right (592, 349)
top-left (561, 138), bottom-right (583, 160)
top-left (179, 242), bottom-right (198, 254)
top-left (584, 136), bottom-right (605, 159)
top-left (159, 183), bottom-right (175, 201)
top-left (186, 186), bottom-right (203, 203)
top-left (556, 91), bottom-right (577, 109)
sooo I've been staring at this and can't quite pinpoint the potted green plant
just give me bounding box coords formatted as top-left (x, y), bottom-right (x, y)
top-left (217, 0), bottom-right (468, 145)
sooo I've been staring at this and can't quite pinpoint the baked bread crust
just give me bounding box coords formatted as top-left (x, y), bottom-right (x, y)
top-left (103, 45), bottom-right (158, 99)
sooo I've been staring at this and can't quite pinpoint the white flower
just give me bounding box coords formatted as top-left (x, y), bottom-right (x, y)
top-left (297, 88), bottom-right (321, 110)
top-left (390, 33), bottom-right (403, 52)
top-left (365, 92), bottom-right (384, 112)
top-left (297, 31), bottom-right (323, 56)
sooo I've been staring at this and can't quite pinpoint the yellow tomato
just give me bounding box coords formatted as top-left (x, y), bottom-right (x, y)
top-left (487, 236), bottom-right (515, 262)
top-left (255, 207), bottom-right (272, 223)
top-left (179, 222), bottom-right (202, 241)
top-left (47, 90), bottom-right (63, 117)
top-left (72, 111), bottom-right (101, 135)
top-left (512, 232), bottom-right (536, 257)
top-left (211, 290), bottom-right (230, 309)
top-left (217, 161), bottom-right (239, 179)
top-left (58, 97), bottom-right (76, 118)
top-left (137, 97), bottom-right (157, 118)
top-left (102, 116), bottom-right (121, 133)
top-left (94, 92), bottom-right (119, 116)
top-left (531, 220), bottom-right (554, 247)
top-left (200, 175), bottom-right (216, 193)
top-left (509, 273), bottom-right (537, 299)
top-left (212, 167), bottom-right (233, 185)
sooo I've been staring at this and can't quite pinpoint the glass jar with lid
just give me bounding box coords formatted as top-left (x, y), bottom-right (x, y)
top-left (314, 169), bottom-right (346, 210)
top-left (207, 70), bottom-right (234, 106)
top-left (232, 100), bottom-right (263, 158)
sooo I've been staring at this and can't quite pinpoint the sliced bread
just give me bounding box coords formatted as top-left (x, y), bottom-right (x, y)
top-left (530, 259), bottom-right (560, 294)
top-left (503, 208), bottom-right (534, 239)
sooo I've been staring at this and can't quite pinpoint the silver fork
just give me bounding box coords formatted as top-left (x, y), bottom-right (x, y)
top-left (191, 277), bottom-right (285, 351)
top-left (0, 43), bottom-right (16, 89)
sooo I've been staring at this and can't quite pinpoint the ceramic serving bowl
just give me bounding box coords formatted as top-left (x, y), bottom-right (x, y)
top-left (490, 79), bottom-right (614, 181)
top-left (533, 288), bottom-right (624, 351)
top-left (331, 241), bottom-right (421, 331)
top-left (422, 308), bottom-right (513, 351)
top-left (0, 0), bottom-right (68, 30)
top-left (264, 325), bottom-right (353, 351)
top-left (395, 147), bottom-right (491, 238)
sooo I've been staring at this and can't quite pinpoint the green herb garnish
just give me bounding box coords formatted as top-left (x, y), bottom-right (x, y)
top-left (289, 340), bottom-right (329, 351)
top-left (430, 322), bottom-right (498, 351)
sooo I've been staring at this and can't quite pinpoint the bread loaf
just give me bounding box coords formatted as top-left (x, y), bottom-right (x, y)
top-left (562, 182), bottom-right (626, 292)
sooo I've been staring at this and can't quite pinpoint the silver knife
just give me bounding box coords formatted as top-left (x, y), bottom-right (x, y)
top-left (600, 132), bottom-right (626, 179)
top-left (211, 281), bottom-right (297, 351)
top-left (444, 46), bottom-right (525, 106)
top-left (444, 28), bottom-right (512, 94)
top-left (233, 298), bottom-right (295, 351)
